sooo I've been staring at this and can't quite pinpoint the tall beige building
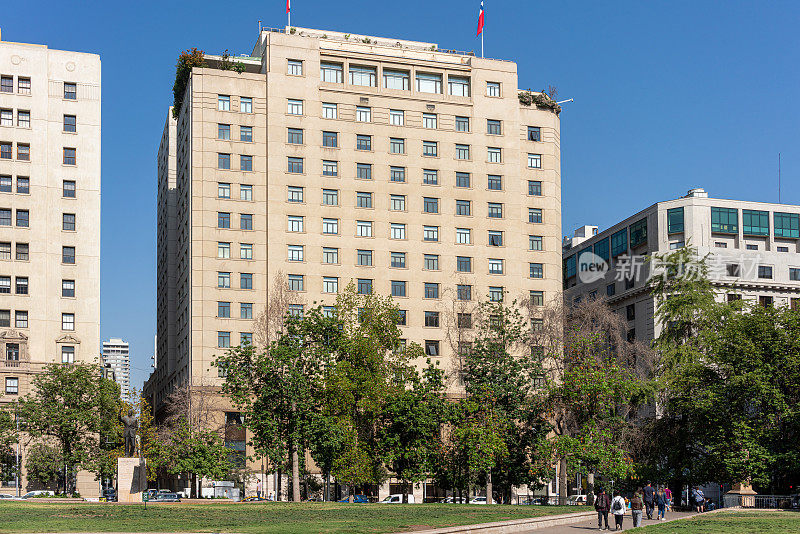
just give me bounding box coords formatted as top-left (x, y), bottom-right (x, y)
top-left (145, 26), bottom-right (562, 498)
top-left (0, 34), bottom-right (101, 495)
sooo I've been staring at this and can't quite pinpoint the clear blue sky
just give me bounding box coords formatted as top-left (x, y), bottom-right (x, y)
top-left (4, 1), bottom-right (798, 389)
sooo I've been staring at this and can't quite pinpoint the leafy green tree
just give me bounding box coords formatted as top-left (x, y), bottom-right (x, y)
top-left (172, 48), bottom-right (205, 118)
top-left (25, 443), bottom-right (61, 487)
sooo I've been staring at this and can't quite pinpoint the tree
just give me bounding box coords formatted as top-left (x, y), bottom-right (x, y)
top-left (16, 362), bottom-right (121, 494)
top-left (172, 48), bottom-right (205, 118)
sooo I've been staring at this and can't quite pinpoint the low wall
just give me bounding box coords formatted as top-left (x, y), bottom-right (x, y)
top-left (390, 511), bottom-right (595, 534)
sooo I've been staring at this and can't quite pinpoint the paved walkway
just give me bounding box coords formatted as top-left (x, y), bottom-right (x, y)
top-left (523, 510), bottom-right (698, 533)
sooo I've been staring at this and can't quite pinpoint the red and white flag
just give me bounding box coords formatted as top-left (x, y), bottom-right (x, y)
top-left (476, 1), bottom-right (484, 36)
top-left (287, 0), bottom-right (290, 14)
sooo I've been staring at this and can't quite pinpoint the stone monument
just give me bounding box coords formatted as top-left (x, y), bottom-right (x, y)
top-left (117, 409), bottom-right (147, 503)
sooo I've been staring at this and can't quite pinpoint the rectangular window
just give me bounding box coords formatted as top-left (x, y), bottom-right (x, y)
top-left (240, 213), bottom-right (253, 230)
top-left (16, 144), bottom-right (29, 161)
top-left (425, 340), bottom-right (440, 357)
top-left (218, 301), bottom-right (231, 318)
top-left (423, 197), bottom-right (439, 214)
top-left (422, 141), bottom-right (438, 157)
top-left (240, 155), bottom-right (253, 171)
top-left (423, 113), bottom-right (438, 129)
top-left (62, 313), bottom-right (75, 331)
top-left (287, 186), bottom-right (304, 202)
top-left (389, 109), bottom-right (404, 126)
top-left (456, 256), bottom-right (472, 272)
top-left (383, 69), bottom-right (410, 90)
top-left (529, 235), bottom-right (543, 251)
top-left (64, 82), bottom-right (77, 99)
top-left (422, 169), bottom-right (438, 185)
top-left (667, 207), bottom-right (684, 234)
top-left (456, 172), bottom-right (471, 188)
top-left (390, 138), bottom-right (405, 154)
top-left (0, 277), bottom-right (8, 293)
top-left (287, 59), bottom-right (303, 76)
top-left (456, 144), bottom-right (470, 160)
top-left (487, 175), bottom-right (502, 190)
top-left (218, 153), bottom-right (231, 169)
top-left (5, 378), bottom-right (18, 395)
top-left (218, 212), bottom-right (231, 229)
top-left (62, 246), bottom-right (75, 264)
top-left (240, 243), bottom-right (253, 259)
top-left (487, 147), bottom-right (501, 163)
top-left (488, 286), bottom-right (504, 302)
top-left (0, 143), bottom-right (10, 159)
top-left (322, 189), bottom-right (339, 205)
top-left (288, 274), bottom-right (304, 291)
top-left (15, 243), bottom-right (28, 261)
top-left (218, 183), bottom-right (231, 198)
top-left (455, 116), bottom-right (470, 132)
top-left (218, 272), bottom-right (231, 288)
top-left (356, 134), bottom-right (372, 151)
top-left (288, 304), bottom-right (304, 317)
top-left (357, 278), bottom-right (373, 294)
top-left (488, 203), bottom-right (503, 218)
top-left (456, 200), bottom-right (471, 216)
top-left (391, 223), bottom-right (406, 240)
top-left (287, 216), bottom-right (304, 232)
top-left (350, 65), bottom-right (377, 86)
top-left (322, 218), bottom-right (339, 234)
top-left (456, 228), bottom-right (472, 244)
top-left (241, 302), bottom-right (253, 319)
top-left (63, 147), bottom-right (76, 165)
top-left (218, 331), bottom-right (231, 348)
top-left (487, 119), bottom-right (502, 135)
top-left (488, 230), bottom-right (503, 246)
top-left (356, 106), bottom-right (371, 122)
top-left (323, 276), bottom-right (339, 293)
top-left (528, 126), bottom-right (541, 141)
top-left (1, 109), bottom-right (13, 126)
top-left (593, 237), bottom-right (609, 261)
top-left (240, 273), bottom-right (253, 289)
top-left (240, 126), bottom-right (253, 142)
top-left (218, 95), bottom-right (230, 111)
top-left (423, 254), bottom-right (440, 270)
top-left (356, 220), bottom-right (373, 237)
top-left (62, 279), bottom-right (75, 297)
top-left (790, 268), bottom-right (800, 281)
top-left (240, 184), bottom-right (252, 201)
top-left (711, 207), bottom-right (738, 234)
top-left (528, 180), bottom-right (542, 196)
top-left (356, 163), bottom-right (372, 180)
top-left (62, 213), bottom-right (76, 231)
top-left (322, 247), bottom-right (338, 264)
top-left (14, 176), bottom-right (27, 193)
top-left (5, 343), bottom-right (18, 360)
top-left (320, 62), bottom-right (343, 83)
top-left (530, 290), bottom-right (544, 306)
top-left (390, 166), bottom-right (406, 183)
top-left (0, 243), bottom-right (7, 261)
top-left (424, 311), bottom-right (440, 327)
top-left (357, 249), bottom-right (373, 266)
top-left (390, 194), bottom-right (406, 211)
top-left (322, 102), bottom-right (338, 119)
top-left (611, 228), bottom-right (628, 256)
top-left (416, 72), bottom-right (442, 93)
top-left (391, 280), bottom-right (407, 297)
top-left (0, 209), bottom-right (10, 226)
top-left (217, 123), bottom-right (231, 140)
top-left (527, 153), bottom-right (542, 168)
top-left (742, 210), bottom-right (769, 236)
top-left (457, 284), bottom-right (472, 301)
top-left (629, 218), bottom-right (648, 247)
top-left (424, 283), bottom-right (440, 299)
top-left (217, 242), bottom-right (231, 258)
top-left (322, 160), bottom-right (338, 176)
top-left (287, 128), bottom-right (303, 144)
top-left (240, 97), bottom-right (253, 113)
top-left (288, 245), bottom-right (304, 262)
top-left (63, 180), bottom-right (76, 198)
top-left (448, 76), bottom-right (470, 97)
top-left (287, 99), bottom-right (303, 115)
top-left (530, 263), bottom-right (544, 279)
top-left (774, 212), bottom-right (800, 238)
top-left (390, 252), bottom-right (406, 268)
top-left (0, 175), bottom-right (10, 192)
top-left (423, 226), bottom-right (439, 242)
top-left (0, 310), bottom-right (8, 327)
top-left (287, 157), bottom-right (303, 173)
top-left (758, 265), bottom-right (773, 279)
top-left (322, 131), bottom-right (338, 147)
top-left (18, 77), bottom-right (30, 94)
top-left (489, 258), bottom-right (504, 274)
top-left (486, 82), bottom-right (500, 96)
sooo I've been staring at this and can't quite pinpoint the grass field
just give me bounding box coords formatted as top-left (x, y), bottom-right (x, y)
top-left (0, 502), bottom-right (580, 533)
top-left (639, 511), bottom-right (800, 533)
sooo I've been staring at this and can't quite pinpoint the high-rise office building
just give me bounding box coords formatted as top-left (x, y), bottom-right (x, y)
top-left (0, 33), bottom-right (101, 496)
top-left (102, 338), bottom-right (131, 402)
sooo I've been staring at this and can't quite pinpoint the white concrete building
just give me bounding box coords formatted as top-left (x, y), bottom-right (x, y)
top-left (102, 338), bottom-right (131, 402)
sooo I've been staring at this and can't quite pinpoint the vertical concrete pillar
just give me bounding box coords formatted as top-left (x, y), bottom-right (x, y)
top-left (378, 480), bottom-right (390, 502)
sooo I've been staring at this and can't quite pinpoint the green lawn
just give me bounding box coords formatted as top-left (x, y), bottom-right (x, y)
top-left (639, 511), bottom-right (800, 533)
top-left (0, 502), bottom-right (581, 533)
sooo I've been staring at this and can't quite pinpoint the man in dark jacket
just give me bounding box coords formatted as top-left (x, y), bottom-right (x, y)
top-left (643, 482), bottom-right (656, 520)
top-left (594, 488), bottom-right (611, 530)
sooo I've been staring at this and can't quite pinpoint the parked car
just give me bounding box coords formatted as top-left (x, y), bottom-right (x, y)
top-left (102, 489), bottom-right (117, 502)
top-left (242, 496), bottom-right (267, 502)
top-left (379, 494), bottom-right (415, 504)
top-left (154, 492), bottom-right (181, 502)
top-left (144, 489), bottom-right (160, 500)
top-left (21, 491), bottom-right (54, 499)
top-left (0, 493), bottom-right (17, 500)
top-left (439, 496), bottom-right (468, 504)
top-left (469, 496), bottom-right (488, 504)
top-left (566, 495), bottom-right (588, 505)
top-left (338, 494), bottom-right (370, 503)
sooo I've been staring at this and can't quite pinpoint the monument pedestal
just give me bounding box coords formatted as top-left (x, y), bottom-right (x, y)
top-left (726, 482), bottom-right (757, 508)
top-left (117, 457), bottom-right (147, 503)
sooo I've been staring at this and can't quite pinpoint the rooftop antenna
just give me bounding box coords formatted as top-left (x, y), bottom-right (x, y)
top-left (258, 20), bottom-right (262, 33)
top-left (778, 152), bottom-right (782, 204)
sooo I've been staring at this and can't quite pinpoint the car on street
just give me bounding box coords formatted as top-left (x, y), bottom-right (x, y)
top-left (566, 495), bottom-right (587, 505)
top-left (379, 494), bottom-right (415, 504)
top-left (102, 489), bottom-right (117, 502)
top-left (338, 494), bottom-right (370, 503)
top-left (154, 492), bottom-right (181, 502)
top-left (469, 496), bottom-right (488, 504)
top-left (21, 491), bottom-right (55, 499)
top-left (0, 493), bottom-right (17, 500)
top-left (242, 496), bottom-right (267, 502)
top-left (439, 496), bottom-right (468, 503)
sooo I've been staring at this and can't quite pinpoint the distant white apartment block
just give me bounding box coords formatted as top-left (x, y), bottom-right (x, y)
top-left (102, 338), bottom-right (131, 401)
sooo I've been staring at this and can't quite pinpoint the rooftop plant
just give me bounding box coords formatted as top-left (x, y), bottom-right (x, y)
top-left (172, 48), bottom-right (206, 118)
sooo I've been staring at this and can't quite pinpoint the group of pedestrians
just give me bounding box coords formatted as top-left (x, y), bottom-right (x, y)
top-left (594, 482), bottom-right (673, 531)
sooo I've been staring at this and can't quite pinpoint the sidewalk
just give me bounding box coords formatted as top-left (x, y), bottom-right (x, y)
top-left (523, 510), bottom-right (697, 533)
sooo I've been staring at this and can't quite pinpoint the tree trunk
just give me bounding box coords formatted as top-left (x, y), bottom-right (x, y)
top-left (558, 457), bottom-right (568, 504)
top-left (191, 472), bottom-right (198, 499)
top-left (325, 473), bottom-right (330, 502)
top-left (290, 440), bottom-right (301, 502)
top-left (486, 469), bottom-right (493, 505)
top-left (587, 472), bottom-right (596, 506)
top-left (277, 468), bottom-right (282, 501)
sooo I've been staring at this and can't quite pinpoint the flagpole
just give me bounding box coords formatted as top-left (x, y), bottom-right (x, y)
top-left (481, 30), bottom-right (484, 58)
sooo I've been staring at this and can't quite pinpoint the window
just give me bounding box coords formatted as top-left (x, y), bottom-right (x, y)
top-left (611, 228), bottom-right (628, 256)
top-left (355, 163), bottom-right (372, 180)
top-left (0, 310), bottom-right (8, 327)
top-left (356, 106), bottom-right (371, 122)
top-left (416, 72), bottom-right (442, 93)
top-left (527, 153), bottom-right (541, 168)
top-left (391, 280), bottom-right (407, 297)
top-left (218, 331), bottom-right (231, 348)
top-left (456, 256), bottom-right (472, 272)
top-left (456, 144), bottom-right (470, 160)
top-left (528, 180), bottom-right (543, 196)
top-left (357, 249), bottom-right (373, 266)
top-left (423, 226), bottom-right (439, 242)
top-left (5, 378), bottom-right (18, 395)
top-left (323, 277), bottom-right (339, 293)
top-left (422, 141), bottom-right (438, 157)
top-left (489, 258), bottom-right (504, 274)
top-left (528, 126), bottom-right (541, 141)
top-left (0, 277), bottom-right (8, 293)
top-left (790, 268), bottom-right (800, 281)
top-left (63, 180), bottom-right (76, 198)
top-left (391, 223), bottom-right (406, 240)
top-left (425, 340), bottom-right (440, 356)
top-left (322, 131), bottom-right (338, 147)
top-left (288, 304), bottom-right (304, 317)
top-left (594, 237), bottom-right (609, 261)
top-left (322, 160), bottom-right (338, 176)
top-left (240, 243), bottom-right (253, 259)
top-left (530, 290), bottom-right (544, 306)
top-left (287, 157), bottom-right (303, 173)
top-left (217, 242), bottom-right (231, 258)
top-left (424, 283), bottom-right (440, 299)
top-left (287, 59), bottom-right (303, 76)
top-left (488, 203), bottom-right (503, 218)
top-left (456, 200), bottom-right (471, 216)
top-left (15, 243), bottom-right (28, 261)
top-left (457, 284), bottom-right (472, 301)
top-left (711, 207), bottom-right (738, 234)
top-left (17, 77), bottom-right (30, 94)
top-left (62, 279), bottom-right (75, 297)
top-left (322, 306), bottom-right (336, 318)
top-left (288, 245), bottom-right (304, 262)
top-left (287, 128), bottom-right (303, 144)
top-left (456, 228), bottom-right (472, 245)
top-left (64, 82), bottom-right (77, 99)
top-left (218, 301), bottom-right (231, 318)
top-left (0, 143), bottom-right (10, 159)
top-left (488, 286), bottom-right (504, 302)
top-left (423, 254), bottom-right (440, 270)
top-left (322, 102), bottom-right (338, 119)
top-left (486, 82), bottom-right (500, 96)
top-left (322, 189), bottom-right (339, 205)
top-left (322, 218), bottom-right (338, 234)
top-left (487, 147), bottom-right (501, 163)
top-left (390, 138), bottom-right (405, 154)
top-left (454, 116), bottom-right (471, 133)
top-left (390, 194), bottom-right (406, 211)
top-left (423, 113), bottom-right (438, 129)
top-left (320, 62), bottom-right (343, 83)
top-left (456, 172), bottom-right (471, 188)
top-left (0, 175), bottom-right (10, 192)
top-left (218, 123), bottom-right (231, 140)
top-left (64, 113), bottom-right (78, 131)
top-left (287, 99), bottom-right (303, 115)
top-left (287, 186), bottom-right (304, 203)
top-left (241, 303), bottom-right (253, 319)
top-left (15, 144), bottom-right (29, 161)
top-left (759, 296), bottom-right (774, 308)
top-left (62, 246), bottom-right (75, 264)
top-left (774, 212), bottom-right (800, 238)
top-left (239, 97), bottom-right (253, 113)
top-left (356, 220), bottom-right (373, 237)
top-left (288, 274), bottom-right (304, 291)
top-left (288, 216), bottom-right (304, 232)
top-left (0, 209), bottom-right (9, 226)
top-left (62, 313), bottom-right (75, 331)
top-left (357, 278), bottom-right (373, 294)
top-left (529, 235), bottom-right (543, 251)
top-left (63, 147), bottom-right (76, 165)
top-left (778, 246), bottom-right (789, 252)
top-left (424, 311), bottom-right (440, 327)
top-left (389, 109), bottom-right (404, 125)
top-left (487, 119), bottom-right (502, 135)
top-left (240, 184), bottom-right (252, 201)
top-left (350, 65), bottom-right (377, 86)
top-left (356, 134), bottom-right (372, 151)
top-left (758, 265), bottom-right (773, 279)
top-left (14, 176), bottom-right (27, 193)
top-left (448, 76), bottom-right (470, 97)
top-left (218, 212), bottom-right (231, 229)
top-left (218, 153), bottom-right (231, 169)
top-left (726, 264), bottom-right (740, 277)
top-left (390, 166), bottom-right (406, 182)
top-left (384, 69), bottom-right (410, 90)
top-left (395, 310), bottom-right (407, 326)
top-left (62, 213), bottom-right (76, 231)
top-left (667, 207), bottom-right (684, 233)
top-left (1, 109), bottom-right (13, 126)
top-left (530, 263), bottom-right (544, 279)
top-left (217, 183), bottom-right (231, 198)
top-left (390, 252), bottom-right (406, 268)
top-left (6, 343), bottom-right (18, 361)
top-left (17, 110), bottom-right (30, 128)
top-left (629, 218), bottom-right (648, 247)
top-left (240, 273), bottom-right (253, 289)
top-left (240, 213), bottom-right (253, 230)
top-left (240, 126), bottom-right (253, 142)
top-left (422, 169), bottom-right (438, 185)
top-left (218, 95), bottom-right (230, 111)
top-left (670, 241), bottom-right (685, 250)
top-left (487, 175), bottom-right (502, 190)
top-left (423, 197), bottom-right (439, 214)
top-left (488, 230), bottom-right (503, 246)
top-left (322, 247), bottom-right (338, 264)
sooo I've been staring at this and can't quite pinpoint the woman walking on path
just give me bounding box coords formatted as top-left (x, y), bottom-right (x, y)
top-left (630, 489), bottom-right (644, 528)
top-left (664, 487), bottom-right (672, 511)
top-left (656, 488), bottom-right (667, 520)
top-left (611, 490), bottom-right (627, 531)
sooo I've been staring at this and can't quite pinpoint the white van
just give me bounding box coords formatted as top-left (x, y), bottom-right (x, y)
top-left (379, 494), bottom-right (415, 504)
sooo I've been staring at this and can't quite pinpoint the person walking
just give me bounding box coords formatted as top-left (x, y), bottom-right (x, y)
top-left (642, 482), bottom-right (655, 520)
top-left (595, 487), bottom-right (611, 531)
top-left (664, 487), bottom-right (673, 511)
top-left (692, 487), bottom-right (705, 513)
top-left (630, 489), bottom-right (644, 528)
top-left (656, 488), bottom-right (667, 520)
top-left (611, 490), bottom-right (626, 531)
top-left (257, 479), bottom-right (263, 499)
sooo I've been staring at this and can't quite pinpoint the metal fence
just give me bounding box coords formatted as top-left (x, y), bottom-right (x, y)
top-left (515, 495), bottom-right (587, 506)
top-left (723, 494), bottom-right (798, 509)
